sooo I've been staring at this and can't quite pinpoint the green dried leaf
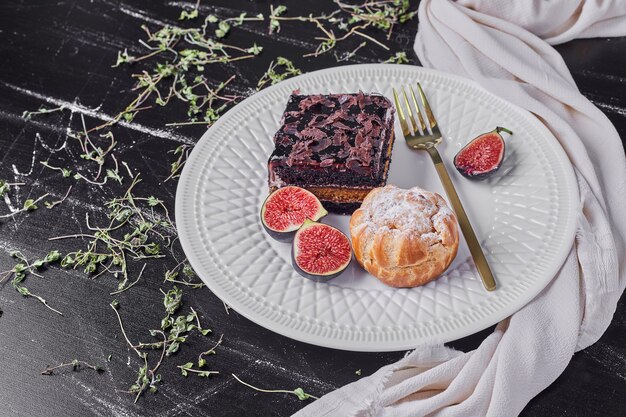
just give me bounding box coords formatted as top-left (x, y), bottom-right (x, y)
top-left (23, 199), bottom-right (38, 211)
top-left (16, 286), bottom-right (30, 296)
top-left (44, 250), bottom-right (61, 263)
top-left (179, 9), bottom-right (198, 20)
top-left (0, 180), bottom-right (9, 197)
top-left (247, 43), bottom-right (263, 55)
top-left (163, 287), bottom-right (183, 315)
top-left (182, 264), bottom-right (194, 277)
top-left (293, 388), bottom-right (310, 401)
top-left (215, 21), bottom-right (230, 38)
top-left (106, 169), bottom-right (123, 184)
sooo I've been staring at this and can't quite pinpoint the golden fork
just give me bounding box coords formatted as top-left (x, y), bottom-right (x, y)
top-left (392, 83), bottom-right (497, 291)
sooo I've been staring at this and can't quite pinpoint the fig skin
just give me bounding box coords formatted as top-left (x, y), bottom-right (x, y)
top-left (262, 221), bottom-right (297, 242)
top-left (261, 187), bottom-right (328, 242)
top-left (454, 127), bottom-right (512, 180)
top-left (291, 219), bottom-right (352, 282)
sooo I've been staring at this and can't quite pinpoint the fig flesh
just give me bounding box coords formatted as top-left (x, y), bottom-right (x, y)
top-left (292, 219), bottom-right (352, 281)
top-left (454, 127), bottom-right (513, 180)
top-left (261, 186), bottom-right (327, 242)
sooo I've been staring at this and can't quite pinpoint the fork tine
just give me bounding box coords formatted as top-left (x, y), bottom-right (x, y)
top-left (408, 85), bottom-right (426, 134)
top-left (401, 88), bottom-right (418, 133)
top-left (416, 82), bottom-right (438, 131)
top-left (392, 88), bottom-right (410, 136)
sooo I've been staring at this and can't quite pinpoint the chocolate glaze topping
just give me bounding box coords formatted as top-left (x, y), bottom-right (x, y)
top-left (270, 92), bottom-right (394, 174)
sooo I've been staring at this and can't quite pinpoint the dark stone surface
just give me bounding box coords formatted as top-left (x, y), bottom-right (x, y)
top-left (0, 1), bottom-right (624, 416)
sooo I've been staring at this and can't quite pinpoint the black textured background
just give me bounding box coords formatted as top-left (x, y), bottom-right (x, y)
top-left (0, 1), bottom-right (625, 416)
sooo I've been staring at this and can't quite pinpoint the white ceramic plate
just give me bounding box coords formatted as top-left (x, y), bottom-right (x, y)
top-left (176, 64), bottom-right (578, 352)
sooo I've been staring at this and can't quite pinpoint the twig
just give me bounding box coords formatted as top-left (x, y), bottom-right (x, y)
top-left (45, 186), bottom-right (73, 209)
top-left (110, 301), bottom-right (144, 358)
top-left (199, 333), bottom-right (223, 363)
top-left (232, 374), bottom-right (319, 400)
top-left (110, 263), bottom-right (147, 295)
top-left (42, 359), bottom-right (104, 375)
top-left (0, 193), bottom-right (49, 219)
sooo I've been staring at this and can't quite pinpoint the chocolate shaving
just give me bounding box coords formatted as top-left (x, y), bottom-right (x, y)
top-left (298, 94), bottom-right (328, 111)
top-left (299, 127), bottom-right (326, 140)
top-left (331, 120), bottom-right (352, 130)
top-left (339, 94), bottom-right (357, 109)
top-left (286, 140), bottom-right (313, 166)
top-left (310, 137), bottom-right (332, 152)
top-left (332, 130), bottom-right (348, 146)
top-left (282, 122), bottom-right (300, 136)
top-left (313, 112), bottom-right (339, 128)
top-left (372, 96), bottom-right (390, 108)
top-left (346, 159), bottom-right (368, 174)
top-left (284, 111), bottom-right (302, 120)
top-left (276, 134), bottom-right (293, 147)
top-left (358, 92), bottom-right (373, 109)
top-left (337, 143), bottom-right (351, 159)
top-left (274, 93), bottom-right (393, 178)
top-left (355, 131), bottom-right (366, 147)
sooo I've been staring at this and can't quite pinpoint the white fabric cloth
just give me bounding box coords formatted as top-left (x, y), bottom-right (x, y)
top-left (293, 1), bottom-right (626, 416)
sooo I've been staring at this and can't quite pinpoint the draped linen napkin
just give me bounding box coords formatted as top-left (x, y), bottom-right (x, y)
top-left (293, 1), bottom-right (626, 416)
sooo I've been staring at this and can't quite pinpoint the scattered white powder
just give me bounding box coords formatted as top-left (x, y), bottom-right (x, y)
top-left (359, 185), bottom-right (454, 245)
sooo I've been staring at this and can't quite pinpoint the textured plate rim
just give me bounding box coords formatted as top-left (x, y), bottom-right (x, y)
top-left (176, 64), bottom-right (579, 352)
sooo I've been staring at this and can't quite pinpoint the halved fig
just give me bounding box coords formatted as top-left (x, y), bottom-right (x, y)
top-left (292, 219), bottom-right (352, 281)
top-left (454, 127), bottom-right (513, 180)
top-left (261, 186), bottom-right (327, 242)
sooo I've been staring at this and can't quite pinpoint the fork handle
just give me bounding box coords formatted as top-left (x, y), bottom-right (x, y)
top-left (426, 146), bottom-right (497, 291)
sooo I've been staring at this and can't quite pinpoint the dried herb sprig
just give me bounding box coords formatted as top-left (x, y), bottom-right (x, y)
top-left (164, 144), bottom-right (192, 183)
top-left (232, 374), bottom-right (319, 401)
top-left (1, 179), bottom-right (47, 219)
top-left (256, 57), bottom-right (302, 91)
top-left (163, 74), bottom-right (240, 127)
top-left (178, 0), bottom-right (201, 21)
top-left (45, 185), bottom-right (73, 209)
top-left (383, 51), bottom-right (409, 64)
top-left (335, 0), bottom-right (417, 40)
top-left (110, 288), bottom-right (213, 400)
top-left (0, 193), bottom-right (49, 219)
top-left (207, 12), bottom-right (265, 39)
top-left (40, 117), bottom-right (123, 186)
top-left (178, 362), bottom-right (218, 377)
top-left (22, 105), bottom-right (67, 121)
top-left (132, 293), bottom-right (211, 356)
top-left (40, 161), bottom-right (72, 178)
top-left (198, 333), bottom-right (223, 364)
top-left (164, 259), bottom-right (204, 288)
top-left (41, 359), bottom-right (105, 375)
top-left (335, 41), bottom-right (367, 62)
top-left (0, 250), bottom-right (63, 315)
top-left (103, 11), bottom-right (264, 133)
top-left (110, 300), bottom-right (166, 402)
top-left (0, 180), bottom-right (25, 198)
top-left (179, 334), bottom-right (222, 379)
top-left (268, 0), bottom-right (416, 59)
top-left (110, 263), bottom-right (146, 295)
top-left (49, 175), bottom-right (176, 292)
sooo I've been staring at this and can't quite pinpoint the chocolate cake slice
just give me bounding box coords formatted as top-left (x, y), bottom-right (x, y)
top-left (268, 92), bottom-right (395, 214)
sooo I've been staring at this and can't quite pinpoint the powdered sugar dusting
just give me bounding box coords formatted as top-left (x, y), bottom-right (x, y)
top-left (359, 185), bottom-right (454, 244)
